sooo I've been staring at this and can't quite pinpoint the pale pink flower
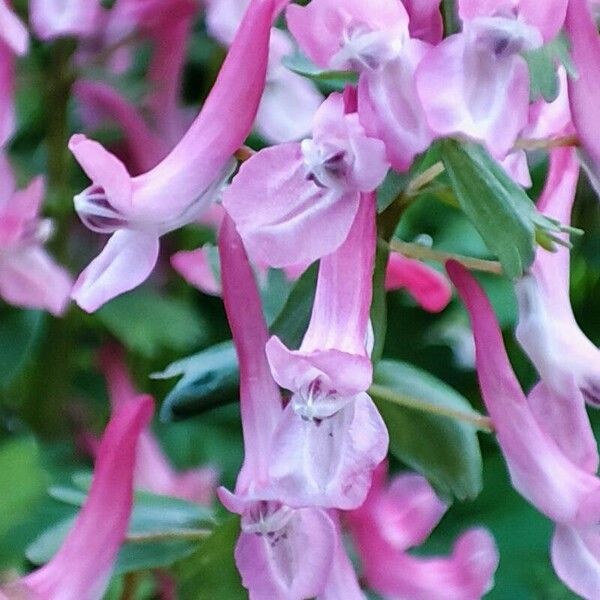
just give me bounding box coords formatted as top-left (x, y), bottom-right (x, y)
top-left (30, 0), bottom-right (102, 41)
top-left (223, 90), bottom-right (389, 267)
top-left (0, 0), bottom-right (28, 146)
top-left (217, 215), bottom-right (337, 599)
top-left (100, 345), bottom-right (217, 504)
top-left (2, 396), bottom-right (153, 600)
top-left (515, 148), bottom-right (600, 472)
top-left (171, 246), bottom-right (222, 297)
top-left (0, 155), bottom-right (72, 315)
top-left (346, 463), bottom-right (499, 600)
top-left (264, 195), bottom-right (388, 509)
top-left (69, 0), bottom-right (284, 312)
top-left (287, 0), bottom-right (433, 171)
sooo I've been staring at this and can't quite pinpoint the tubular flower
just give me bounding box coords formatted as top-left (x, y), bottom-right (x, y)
top-left (0, 155), bottom-right (72, 315)
top-left (0, 0), bottom-right (28, 147)
top-left (206, 0), bottom-right (323, 144)
top-left (217, 215), bottom-right (337, 600)
top-left (223, 91), bottom-right (389, 268)
top-left (448, 260), bottom-right (600, 526)
top-left (515, 147), bottom-right (600, 471)
top-left (346, 463), bottom-right (499, 600)
top-left (416, 4), bottom-right (544, 158)
top-left (1, 396), bottom-right (153, 600)
top-left (265, 195), bottom-right (388, 509)
top-left (565, 0), bottom-right (600, 193)
top-left (29, 0), bottom-right (102, 41)
top-left (69, 0), bottom-right (285, 312)
top-left (287, 0), bottom-right (434, 171)
top-left (100, 345), bottom-right (218, 504)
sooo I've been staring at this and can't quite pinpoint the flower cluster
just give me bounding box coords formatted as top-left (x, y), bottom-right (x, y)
top-left (2, 0), bottom-right (600, 598)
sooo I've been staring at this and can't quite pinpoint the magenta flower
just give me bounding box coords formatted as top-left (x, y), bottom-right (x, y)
top-left (100, 345), bottom-right (218, 504)
top-left (0, 155), bottom-right (72, 315)
top-left (30, 0), bottom-right (102, 41)
top-left (346, 463), bottom-right (499, 600)
top-left (565, 0), bottom-right (600, 192)
top-left (386, 251), bottom-right (452, 313)
top-left (223, 91), bottom-right (388, 267)
top-left (0, 0), bottom-right (28, 147)
top-left (287, 0), bottom-right (433, 171)
top-left (264, 195), bottom-right (388, 509)
top-left (515, 148), bottom-right (600, 472)
top-left (171, 246), bottom-right (222, 297)
top-left (69, 0), bottom-right (285, 312)
top-left (1, 396), bottom-right (153, 600)
top-left (217, 215), bottom-right (337, 599)
top-left (416, 4), bottom-right (543, 158)
top-left (403, 0), bottom-right (444, 44)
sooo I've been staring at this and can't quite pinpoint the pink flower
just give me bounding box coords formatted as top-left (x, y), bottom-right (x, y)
top-left (1, 396), bottom-right (153, 600)
top-left (69, 0), bottom-right (285, 312)
top-left (0, 155), bottom-right (72, 315)
top-left (30, 0), bottom-right (102, 41)
top-left (223, 91), bottom-right (389, 267)
top-left (565, 0), bottom-right (600, 193)
top-left (346, 462), bottom-right (499, 600)
top-left (403, 0), bottom-right (444, 45)
top-left (0, 0), bottom-right (28, 147)
top-left (206, 0), bottom-right (323, 143)
top-left (515, 147), bottom-right (600, 471)
top-left (171, 246), bottom-right (222, 297)
top-left (100, 345), bottom-right (218, 504)
top-left (416, 9), bottom-right (541, 158)
top-left (264, 195), bottom-right (388, 509)
top-left (287, 0), bottom-right (433, 171)
top-left (447, 260), bottom-right (600, 526)
top-left (385, 251), bottom-right (452, 312)
top-left (217, 215), bottom-right (337, 599)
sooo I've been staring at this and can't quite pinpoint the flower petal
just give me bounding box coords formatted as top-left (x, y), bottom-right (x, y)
top-left (0, 247), bottom-right (72, 315)
top-left (21, 397), bottom-right (153, 600)
top-left (71, 229), bottom-right (160, 313)
top-left (268, 393), bottom-right (388, 509)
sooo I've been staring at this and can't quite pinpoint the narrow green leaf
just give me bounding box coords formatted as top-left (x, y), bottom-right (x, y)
top-left (282, 52), bottom-right (357, 88)
top-left (524, 45), bottom-right (560, 102)
top-left (441, 140), bottom-right (548, 278)
top-left (372, 359), bottom-right (483, 501)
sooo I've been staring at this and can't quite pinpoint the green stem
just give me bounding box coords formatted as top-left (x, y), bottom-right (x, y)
top-left (126, 528), bottom-right (212, 544)
top-left (369, 383), bottom-right (493, 432)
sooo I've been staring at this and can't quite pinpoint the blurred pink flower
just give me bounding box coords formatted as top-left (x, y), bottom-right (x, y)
top-left (223, 91), bottom-right (388, 267)
top-left (30, 0), bottom-right (102, 41)
top-left (100, 345), bottom-right (218, 504)
top-left (346, 462), bottom-right (499, 600)
top-left (2, 396), bottom-right (153, 600)
top-left (0, 155), bottom-right (72, 315)
top-left (69, 0), bottom-right (284, 312)
top-left (386, 251), bottom-right (452, 312)
top-left (206, 0), bottom-right (323, 143)
top-left (0, 0), bottom-right (28, 147)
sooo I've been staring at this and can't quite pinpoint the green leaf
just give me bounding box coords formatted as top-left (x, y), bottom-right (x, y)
top-left (371, 359), bottom-right (483, 501)
top-left (269, 261), bottom-right (318, 349)
top-left (26, 488), bottom-right (214, 574)
top-left (155, 341), bottom-right (240, 421)
top-left (282, 52), bottom-right (358, 89)
top-left (176, 516), bottom-right (245, 600)
top-left (97, 289), bottom-right (208, 358)
top-left (0, 309), bottom-right (44, 389)
top-left (524, 45), bottom-right (560, 102)
top-left (440, 140), bottom-right (562, 279)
